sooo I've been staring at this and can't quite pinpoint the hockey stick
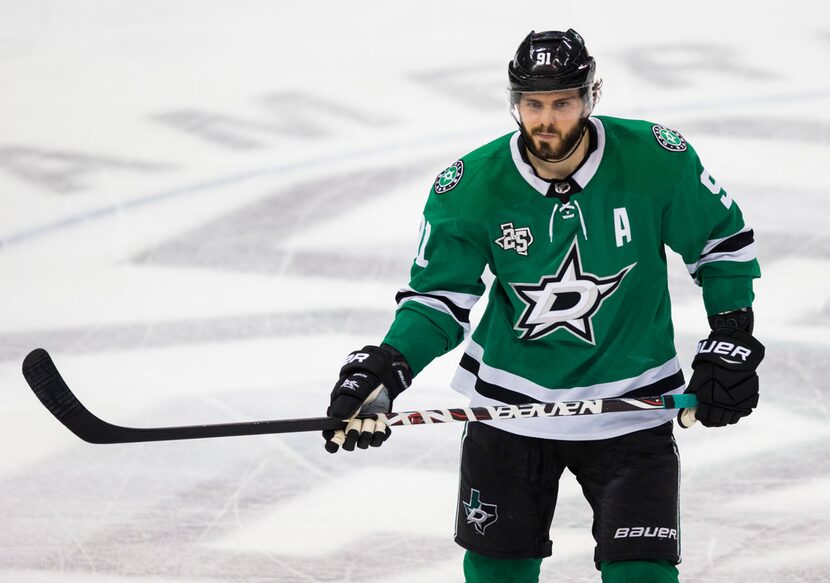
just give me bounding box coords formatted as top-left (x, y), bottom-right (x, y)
top-left (22, 348), bottom-right (698, 444)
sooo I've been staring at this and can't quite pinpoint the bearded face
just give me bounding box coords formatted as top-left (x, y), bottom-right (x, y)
top-left (527, 121), bottom-right (586, 161)
top-left (512, 90), bottom-right (590, 162)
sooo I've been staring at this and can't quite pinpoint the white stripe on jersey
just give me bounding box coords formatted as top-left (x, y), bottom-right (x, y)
top-left (685, 241), bottom-right (758, 277)
top-left (572, 117), bottom-right (606, 188)
top-left (697, 225), bottom-right (753, 257)
top-left (398, 287), bottom-right (480, 336)
top-left (451, 366), bottom-right (681, 440)
top-left (454, 339), bottom-right (681, 402)
top-left (398, 286), bottom-right (481, 311)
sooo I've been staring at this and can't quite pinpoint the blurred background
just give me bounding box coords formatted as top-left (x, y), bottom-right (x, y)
top-left (1, 1), bottom-right (829, 581)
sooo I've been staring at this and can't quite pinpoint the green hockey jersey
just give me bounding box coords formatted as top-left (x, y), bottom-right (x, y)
top-left (383, 116), bottom-right (760, 440)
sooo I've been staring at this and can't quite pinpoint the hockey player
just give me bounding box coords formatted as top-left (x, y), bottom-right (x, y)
top-left (323, 29), bottom-right (764, 583)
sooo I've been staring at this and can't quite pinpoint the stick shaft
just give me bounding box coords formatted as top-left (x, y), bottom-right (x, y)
top-left (22, 348), bottom-right (697, 444)
top-left (381, 395), bottom-right (697, 427)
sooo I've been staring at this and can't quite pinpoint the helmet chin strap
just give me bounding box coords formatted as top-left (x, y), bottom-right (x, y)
top-left (519, 116), bottom-right (589, 164)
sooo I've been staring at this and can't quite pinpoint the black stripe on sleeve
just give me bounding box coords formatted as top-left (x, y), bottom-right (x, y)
top-left (702, 229), bottom-right (754, 258)
top-left (396, 290), bottom-right (472, 324)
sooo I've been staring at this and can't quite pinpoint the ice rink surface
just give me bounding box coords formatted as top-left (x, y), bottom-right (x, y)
top-left (1, 1), bottom-right (829, 581)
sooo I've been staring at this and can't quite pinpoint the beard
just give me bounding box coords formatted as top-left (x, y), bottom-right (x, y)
top-left (527, 121), bottom-right (586, 161)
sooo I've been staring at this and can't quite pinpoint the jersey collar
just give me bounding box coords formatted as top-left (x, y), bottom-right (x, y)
top-left (510, 117), bottom-right (606, 197)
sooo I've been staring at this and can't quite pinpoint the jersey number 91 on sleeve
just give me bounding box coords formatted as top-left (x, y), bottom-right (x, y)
top-left (415, 217), bottom-right (431, 267)
top-left (700, 169), bottom-right (733, 210)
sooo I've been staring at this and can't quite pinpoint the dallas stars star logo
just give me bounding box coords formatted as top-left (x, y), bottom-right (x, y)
top-left (463, 489), bottom-right (498, 535)
top-left (510, 239), bottom-right (636, 343)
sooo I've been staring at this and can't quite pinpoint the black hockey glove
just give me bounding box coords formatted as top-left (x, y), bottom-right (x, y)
top-left (324, 344), bottom-right (412, 453)
top-left (683, 328), bottom-right (765, 427)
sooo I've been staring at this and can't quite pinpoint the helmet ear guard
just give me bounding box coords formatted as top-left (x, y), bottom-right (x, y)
top-left (584, 78), bottom-right (602, 110)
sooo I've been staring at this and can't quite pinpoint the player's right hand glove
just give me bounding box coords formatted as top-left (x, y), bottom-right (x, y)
top-left (682, 328), bottom-right (765, 427)
top-left (323, 344), bottom-right (412, 453)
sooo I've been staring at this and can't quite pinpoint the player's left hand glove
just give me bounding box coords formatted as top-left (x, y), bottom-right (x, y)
top-left (324, 344), bottom-right (412, 453)
top-left (682, 328), bottom-right (765, 427)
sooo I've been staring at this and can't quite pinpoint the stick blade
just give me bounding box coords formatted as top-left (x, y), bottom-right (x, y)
top-left (22, 348), bottom-right (107, 443)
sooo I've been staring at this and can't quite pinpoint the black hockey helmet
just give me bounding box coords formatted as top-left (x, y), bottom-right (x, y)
top-left (508, 29), bottom-right (596, 93)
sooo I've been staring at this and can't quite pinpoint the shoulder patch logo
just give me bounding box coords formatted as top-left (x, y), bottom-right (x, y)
top-left (651, 125), bottom-right (687, 152)
top-left (434, 160), bottom-right (464, 194)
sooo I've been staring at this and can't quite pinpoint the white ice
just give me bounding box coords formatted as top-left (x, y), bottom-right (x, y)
top-left (1, 1), bottom-right (829, 581)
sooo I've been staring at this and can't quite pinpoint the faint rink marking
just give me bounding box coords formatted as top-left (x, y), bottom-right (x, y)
top-left (3, 87), bottom-right (830, 251)
top-left (131, 160), bottom-right (441, 278)
top-left (0, 308), bottom-right (393, 362)
top-left (0, 393), bottom-right (460, 580)
top-left (680, 117), bottom-right (830, 143)
top-left (0, 128), bottom-right (486, 251)
top-left (0, 158), bottom-right (321, 250)
top-left (0, 146), bottom-right (172, 193)
top-left (678, 437), bottom-right (830, 583)
top-left (152, 90), bottom-right (396, 150)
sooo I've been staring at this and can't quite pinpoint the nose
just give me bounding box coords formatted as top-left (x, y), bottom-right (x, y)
top-left (539, 105), bottom-right (561, 126)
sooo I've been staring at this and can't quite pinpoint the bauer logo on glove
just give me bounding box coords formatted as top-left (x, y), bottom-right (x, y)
top-left (696, 339), bottom-right (755, 365)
